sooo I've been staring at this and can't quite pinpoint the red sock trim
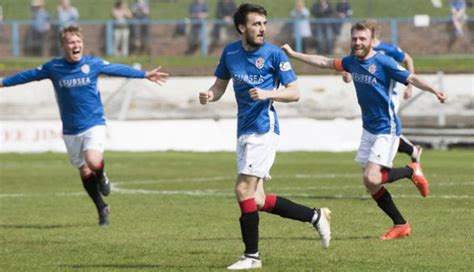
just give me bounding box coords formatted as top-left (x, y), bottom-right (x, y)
top-left (261, 194), bottom-right (277, 212)
top-left (239, 198), bottom-right (257, 214)
top-left (81, 173), bottom-right (95, 182)
top-left (91, 160), bottom-right (104, 172)
top-left (380, 169), bottom-right (389, 184)
top-left (372, 187), bottom-right (386, 200)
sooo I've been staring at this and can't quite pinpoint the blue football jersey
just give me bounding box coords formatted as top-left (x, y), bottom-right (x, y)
top-left (341, 53), bottom-right (411, 135)
top-left (373, 42), bottom-right (406, 63)
top-left (215, 41), bottom-right (297, 137)
top-left (373, 42), bottom-right (408, 93)
top-left (2, 56), bottom-right (146, 135)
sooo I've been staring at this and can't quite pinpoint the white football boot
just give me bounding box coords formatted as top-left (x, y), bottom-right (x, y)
top-left (312, 208), bottom-right (331, 249)
top-left (227, 255), bottom-right (262, 270)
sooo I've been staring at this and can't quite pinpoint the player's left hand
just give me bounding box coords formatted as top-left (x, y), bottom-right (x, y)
top-left (249, 88), bottom-right (269, 100)
top-left (403, 84), bottom-right (413, 99)
top-left (280, 44), bottom-right (294, 57)
top-left (436, 91), bottom-right (448, 103)
top-left (146, 66), bottom-right (169, 85)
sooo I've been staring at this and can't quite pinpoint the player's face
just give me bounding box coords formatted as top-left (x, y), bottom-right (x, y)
top-left (62, 33), bottom-right (83, 63)
top-left (241, 12), bottom-right (267, 48)
top-left (351, 28), bottom-right (373, 59)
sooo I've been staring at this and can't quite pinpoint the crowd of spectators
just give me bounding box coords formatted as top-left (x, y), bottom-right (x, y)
top-left (8, 0), bottom-right (471, 57)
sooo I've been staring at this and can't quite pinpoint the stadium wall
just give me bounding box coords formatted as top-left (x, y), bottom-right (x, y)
top-left (0, 118), bottom-right (362, 153)
top-left (0, 74), bottom-right (472, 152)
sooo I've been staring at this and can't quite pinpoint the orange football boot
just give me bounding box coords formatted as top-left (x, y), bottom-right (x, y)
top-left (408, 162), bottom-right (429, 197)
top-left (380, 223), bottom-right (412, 240)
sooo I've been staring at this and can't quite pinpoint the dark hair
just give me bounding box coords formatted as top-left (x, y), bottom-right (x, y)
top-left (115, 0), bottom-right (124, 9)
top-left (350, 20), bottom-right (375, 38)
top-left (233, 3), bottom-right (267, 34)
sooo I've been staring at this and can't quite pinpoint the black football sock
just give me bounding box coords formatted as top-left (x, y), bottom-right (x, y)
top-left (239, 211), bottom-right (259, 256)
top-left (238, 198), bottom-right (259, 256)
top-left (270, 196), bottom-right (314, 223)
top-left (398, 137), bottom-right (414, 157)
top-left (381, 167), bottom-right (414, 184)
top-left (81, 173), bottom-right (107, 212)
top-left (372, 187), bottom-right (406, 225)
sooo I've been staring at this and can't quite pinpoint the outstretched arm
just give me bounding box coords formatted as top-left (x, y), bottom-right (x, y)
top-left (199, 78), bottom-right (229, 105)
top-left (249, 80), bottom-right (300, 102)
top-left (402, 53), bottom-right (415, 99)
top-left (145, 66), bottom-right (169, 85)
top-left (406, 74), bottom-right (447, 103)
top-left (281, 44), bottom-right (337, 70)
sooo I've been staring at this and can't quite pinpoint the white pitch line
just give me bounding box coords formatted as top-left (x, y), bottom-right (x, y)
top-left (1, 175), bottom-right (473, 199)
top-left (113, 173), bottom-right (362, 185)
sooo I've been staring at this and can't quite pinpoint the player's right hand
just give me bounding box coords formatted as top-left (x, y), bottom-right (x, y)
top-left (199, 91), bottom-right (213, 105)
top-left (280, 44), bottom-right (294, 56)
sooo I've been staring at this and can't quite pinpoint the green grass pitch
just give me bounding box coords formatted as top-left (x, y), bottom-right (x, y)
top-left (1, 150), bottom-right (473, 271)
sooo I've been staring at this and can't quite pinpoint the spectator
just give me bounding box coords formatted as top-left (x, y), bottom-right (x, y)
top-left (0, 5), bottom-right (4, 41)
top-left (210, 0), bottom-right (237, 53)
top-left (27, 0), bottom-right (51, 56)
top-left (290, 0), bottom-right (312, 53)
top-left (448, 0), bottom-right (469, 51)
top-left (451, 0), bottom-right (467, 37)
top-left (334, 0), bottom-right (352, 36)
top-left (311, 0), bottom-right (335, 54)
top-left (130, 0), bottom-right (150, 55)
top-left (58, 0), bottom-right (79, 29)
top-left (186, 0), bottom-right (209, 55)
top-left (112, 0), bottom-right (132, 57)
top-left (55, 0), bottom-right (79, 55)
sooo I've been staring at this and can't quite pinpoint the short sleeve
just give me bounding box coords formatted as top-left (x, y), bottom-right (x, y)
top-left (388, 46), bottom-right (406, 63)
top-left (383, 56), bottom-right (411, 85)
top-left (274, 48), bottom-right (297, 86)
top-left (214, 49), bottom-right (231, 80)
top-left (340, 56), bottom-right (351, 72)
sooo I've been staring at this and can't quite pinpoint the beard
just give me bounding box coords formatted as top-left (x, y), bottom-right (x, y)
top-left (244, 32), bottom-right (264, 48)
top-left (352, 45), bottom-right (370, 59)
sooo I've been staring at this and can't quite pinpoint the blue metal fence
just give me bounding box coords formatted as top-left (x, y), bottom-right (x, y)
top-left (1, 16), bottom-right (470, 57)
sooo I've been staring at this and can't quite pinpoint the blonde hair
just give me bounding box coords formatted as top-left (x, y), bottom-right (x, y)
top-left (350, 20), bottom-right (375, 39)
top-left (365, 19), bottom-right (382, 38)
top-left (59, 25), bottom-right (83, 44)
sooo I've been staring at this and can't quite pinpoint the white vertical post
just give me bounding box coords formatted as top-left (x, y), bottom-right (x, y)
top-left (437, 71), bottom-right (446, 127)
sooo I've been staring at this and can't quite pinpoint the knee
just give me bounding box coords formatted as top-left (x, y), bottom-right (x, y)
top-left (84, 155), bottom-right (103, 171)
top-left (235, 183), bottom-right (252, 201)
top-left (363, 172), bottom-right (381, 190)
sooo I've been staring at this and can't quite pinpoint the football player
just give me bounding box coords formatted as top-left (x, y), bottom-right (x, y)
top-left (0, 25), bottom-right (169, 226)
top-left (282, 20), bottom-right (447, 240)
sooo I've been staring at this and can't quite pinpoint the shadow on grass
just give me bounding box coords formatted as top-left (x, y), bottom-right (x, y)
top-left (333, 235), bottom-right (375, 241)
top-left (63, 264), bottom-right (222, 270)
top-left (190, 235), bottom-right (375, 242)
top-left (282, 194), bottom-right (371, 201)
top-left (0, 224), bottom-right (81, 229)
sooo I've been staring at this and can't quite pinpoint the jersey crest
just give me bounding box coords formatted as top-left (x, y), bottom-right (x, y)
top-left (368, 64), bottom-right (377, 74)
top-left (81, 64), bottom-right (90, 74)
top-left (255, 57), bottom-right (265, 69)
top-left (279, 61), bottom-right (292, 72)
